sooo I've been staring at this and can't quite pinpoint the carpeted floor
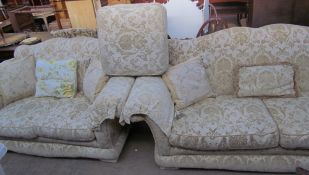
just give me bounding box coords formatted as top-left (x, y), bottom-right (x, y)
top-left (0, 122), bottom-right (294, 175)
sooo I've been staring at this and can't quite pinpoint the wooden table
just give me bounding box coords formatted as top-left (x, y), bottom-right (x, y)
top-left (247, 0), bottom-right (309, 27)
top-left (0, 32), bottom-right (52, 62)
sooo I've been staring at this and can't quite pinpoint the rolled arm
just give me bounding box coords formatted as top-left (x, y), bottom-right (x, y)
top-left (121, 77), bottom-right (175, 136)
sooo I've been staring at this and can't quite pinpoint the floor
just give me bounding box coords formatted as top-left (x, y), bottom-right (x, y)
top-left (0, 123), bottom-right (295, 175)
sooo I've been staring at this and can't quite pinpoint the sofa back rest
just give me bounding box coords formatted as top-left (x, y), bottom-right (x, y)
top-left (14, 37), bottom-right (100, 92)
top-left (97, 3), bottom-right (169, 76)
top-left (169, 24), bottom-right (309, 96)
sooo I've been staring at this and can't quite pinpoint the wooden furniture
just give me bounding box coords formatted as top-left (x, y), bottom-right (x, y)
top-left (65, 0), bottom-right (97, 29)
top-left (248, 0), bottom-right (309, 27)
top-left (108, 0), bottom-right (130, 5)
top-left (0, 32), bottom-right (52, 62)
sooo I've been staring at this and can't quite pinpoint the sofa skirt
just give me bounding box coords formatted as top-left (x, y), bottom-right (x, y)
top-left (155, 147), bottom-right (309, 172)
top-left (0, 127), bottom-right (129, 162)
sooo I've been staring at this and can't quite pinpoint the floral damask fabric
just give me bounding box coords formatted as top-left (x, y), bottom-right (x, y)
top-left (0, 95), bottom-right (102, 141)
top-left (97, 4), bottom-right (169, 76)
top-left (264, 97), bottom-right (309, 149)
top-left (0, 57), bottom-right (36, 107)
top-left (92, 77), bottom-right (135, 121)
top-left (163, 57), bottom-right (214, 110)
top-left (51, 28), bottom-right (97, 38)
top-left (169, 97), bottom-right (279, 150)
top-left (121, 77), bottom-right (174, 136)
top-left (168, 24), bottom-right (309, 96)
top-left (35, 59), bottom-right (77, 98)
top-left (14, 37), bottom-right (100, 92)
top-left (83, 58), bottom-right (109, 102)
top-left (237, 64), bottom-right (296, 97)
top-left (155, 152), bottom-right (309, 172)
top-left (1, 127), bottom-right (128, 161)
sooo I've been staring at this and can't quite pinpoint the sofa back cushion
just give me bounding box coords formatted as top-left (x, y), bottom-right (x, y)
top-left (97, 3), bottom-right (169, 76)
top-left (236, 64), bottom-right (297, 97)
top-left (14, 37), bottom-right (99, 92)
top-left (0, 57), bottom-right (36, 107)
top-left (168, 24), bottom-right (309, 96)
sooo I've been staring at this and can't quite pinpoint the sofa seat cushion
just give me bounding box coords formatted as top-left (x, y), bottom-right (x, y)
top-left (0, 95), bottom-right (100, 141)
top-left (264, 97), bottom-right (309, 149)
top-left (169, 97), bottom-right (279, 151)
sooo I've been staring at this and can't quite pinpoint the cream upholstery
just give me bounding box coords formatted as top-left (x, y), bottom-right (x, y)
top-left (0, 36), bottom-right (129, 162)
top-left (0, 95), bottom-right (99, 141)
top-left (264, 97), bottom-right (309, 149)
top-left (169, 97), bottom-right (279, 150)
top-left (97, 4), bottom-right (169, 76)
top-left (237, 64), bottom-right (296, 97)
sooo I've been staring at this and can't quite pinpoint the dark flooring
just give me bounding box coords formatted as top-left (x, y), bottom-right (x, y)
top-left (0, 122), bottom-right (294, 175)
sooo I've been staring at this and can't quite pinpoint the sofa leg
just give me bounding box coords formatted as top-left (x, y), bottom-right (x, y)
top-left (297, 167), bottom-right (309, 175)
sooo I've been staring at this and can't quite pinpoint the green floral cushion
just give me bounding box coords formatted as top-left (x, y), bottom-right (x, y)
top-left (35, 59), bottom-right (77, 98)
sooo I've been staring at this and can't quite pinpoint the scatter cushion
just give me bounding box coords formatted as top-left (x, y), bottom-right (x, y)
top-left (83, 58), bottom-right (109, 102)
top-left (0, 57), bottom-right (36, 107)
top-left (170, 97), bottom-right (279, 150)
top-left (35, 59), bottom-right (77, 98)
top-left (264, 97), bottom-right (309, 149)
top-left (97, 3), bottom-right (169, 76)
top-left (236, 64), bottom-right (296, 97)
top-left (163, 57), bottom-right (214, 110)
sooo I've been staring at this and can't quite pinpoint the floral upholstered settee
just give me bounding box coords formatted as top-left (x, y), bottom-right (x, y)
top-left (143, 24), bottom-right (309, 172)
top-left (96, 3), bottom-right (309, 172)
top-left (0, 37), bottom-right (133, 162)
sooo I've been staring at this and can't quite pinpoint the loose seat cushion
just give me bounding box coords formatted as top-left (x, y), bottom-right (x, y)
top-left (97, 4), bottom-right (169, 76)
top-left (0, 95), bottom-right (100, 141)
top-left (169, 97), bottom-right (279, 151)
top-left (264, 97), bottom-right (309, 149)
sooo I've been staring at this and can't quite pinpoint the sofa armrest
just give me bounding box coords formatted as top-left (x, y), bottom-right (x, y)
top-left (91, 77), bottom-right (135, 122)
top-left (0, 57), bottom-right (36, 108)
top-left (121, 77), bottom-right (175, 136)
top-left (14, 45), bottom-right (33, 60)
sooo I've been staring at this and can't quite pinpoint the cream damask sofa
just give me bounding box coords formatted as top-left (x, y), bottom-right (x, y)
top-left (96, 4), bottom-right (309, 172)
top-left (139, 24), bottom-right (309, 172)
top-left (0, 37), bottom-right (132, 162)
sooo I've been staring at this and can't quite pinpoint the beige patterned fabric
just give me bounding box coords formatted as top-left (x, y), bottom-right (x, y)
top-left (92, 77), bottom-right (135, 121)
top-left (169, 97), bottom-right (279, 150)
top-left (83, 58), bottom-right (109, 102)
top-left (163, 57), bottom-right (214, 110)
top-left (121, 77), bottom-right (174, 136)
top-left (0, 57), bottom-right (36, 107)
top-left (97, 4), bottom-right (169, 76)
top-left (0, 127), bottom-right (128, 161)
top-left (155, 150), bottom-right (309, 172)
top-left (0, 95), bottom-right (102, 141)
top-left (168, 24), bottom-right (309, 96)
top-left (264, 97), bottom-right (309, 149)
top-left (51, 28), bottom-right (97, 38)
top-left (14, 37), bottom-right (99, 92)
top-left (237, 64), bottom-right (296, 97)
